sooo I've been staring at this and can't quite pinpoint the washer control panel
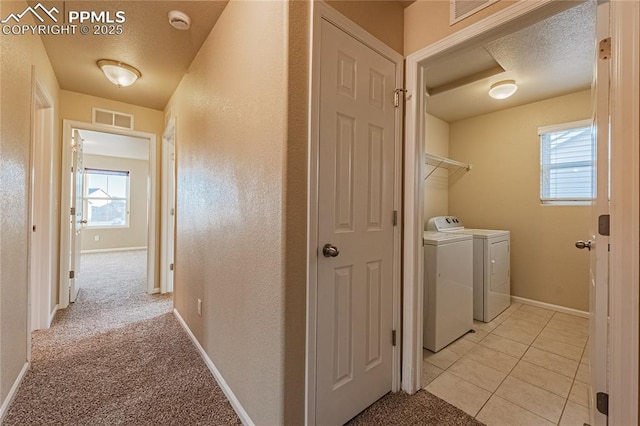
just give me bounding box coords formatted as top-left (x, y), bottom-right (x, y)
top-left (427, 216), bottom-right (464, 231)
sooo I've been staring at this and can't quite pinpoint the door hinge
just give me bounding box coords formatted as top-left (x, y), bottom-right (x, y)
top-left (596, 392), bottom-right (609, 416)
top-left (393, 210), bottom-right (398, 226)
top-left (70, 207), bottom-right (76, 216)
top-left (599, 37), bottom-right (611, 60)
top-left (170, 208), bottom-right (175, 216)
top-left (170, 263), bottom-right (174, 271)
top-left (598, 214), bottom-right (610, 236)
top-left (69, 270), bottom-right (75, 279)
top-left (32, 225), bottom-right (36, 232)
top-left (394, 89), bottom-right (406, 108)
top-left (392, 330), bottom-right (397, 346)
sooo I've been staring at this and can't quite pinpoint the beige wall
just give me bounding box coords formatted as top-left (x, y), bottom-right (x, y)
top-left (0, 0), bottom-right (60, 410)
top-left (81, 155), bottom-right (149, 251)
top-left (424, 113), bottom-right (450, 226)
top-left (404, 0), bottom-right (516, 55)
top-left (448, 90), bottom-right (591, 311)
top-left (166, 1), bottom-right (297, 423)
top-left (326, 1), bottom-right (405, 54)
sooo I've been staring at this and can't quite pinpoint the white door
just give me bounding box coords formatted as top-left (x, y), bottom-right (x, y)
top-left (69, 129), bottom-right (84, 302)
top-left (585, 2), bottom-right (610, 425)
top-left (316, 19), bottom-right (397, 425)
top-left (161, 136), bottom-right (176, 294)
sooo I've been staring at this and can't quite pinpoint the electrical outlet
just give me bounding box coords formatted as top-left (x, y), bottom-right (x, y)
top-left (94, 235), bottom-right (100, 241)
top-left (197, 298), bottom-right (202, 316)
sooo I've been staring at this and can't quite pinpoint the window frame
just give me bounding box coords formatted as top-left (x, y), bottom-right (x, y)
top-left (538, 119), bottom-right (594, 206)
top-left (83, 168), bottom-right (131, 229)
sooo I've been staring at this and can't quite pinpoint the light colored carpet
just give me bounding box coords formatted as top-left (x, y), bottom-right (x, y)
top-left (3, 250), bottom-right (241, 425)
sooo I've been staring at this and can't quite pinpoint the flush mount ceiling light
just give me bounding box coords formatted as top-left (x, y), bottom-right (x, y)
top-left (97, 59), bottom-right (141, 88)
top-left (168, 10), bottom-right (191, 30)
top-left (488, 80), bottom-right (518, 99)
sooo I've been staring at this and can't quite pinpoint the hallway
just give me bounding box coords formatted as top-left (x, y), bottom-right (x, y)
top-left (3, 251), bottom-right (241, 425)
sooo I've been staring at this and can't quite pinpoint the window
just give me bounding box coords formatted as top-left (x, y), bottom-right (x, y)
top-left (539, 120), bottom-right (593, 205)
top-left (83, 168), bottom-right (130, 227)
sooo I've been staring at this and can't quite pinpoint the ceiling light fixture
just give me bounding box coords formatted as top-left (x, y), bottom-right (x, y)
top-left (97, 60), bottom-right (141, 88)
top-left (168, 10), bottom-right (191, 30)
top-left (488, 80), bottom-right (518, 99)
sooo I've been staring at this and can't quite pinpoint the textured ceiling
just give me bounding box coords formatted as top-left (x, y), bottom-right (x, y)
top-left (425, 1), bottom-right (596, 122)
top-left (31, 1), bottom-right (229, 111)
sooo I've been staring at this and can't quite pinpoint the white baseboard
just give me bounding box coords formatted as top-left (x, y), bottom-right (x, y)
top-left (511, 296), bottom-right (589, 318)
top-left (48, 304), bottom-right (59, 327)
top-left (149, 288), bottom-right (160, 295)
top-left (81, 246), bottom-right (147, 254)
top-left (0, 362), bottom-right (29, 422)
top-left (173, 309), bottom-right (255, 426)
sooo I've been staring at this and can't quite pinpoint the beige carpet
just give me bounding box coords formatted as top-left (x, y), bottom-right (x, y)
top-left (3, 250), bottom-right (241, 425)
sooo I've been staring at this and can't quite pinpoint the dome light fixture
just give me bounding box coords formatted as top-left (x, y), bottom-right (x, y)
top-left (488, 80), bottom-right (518, 99)
top-left (168, 10), bottom-right (191, 30)
top-left (97, 59), bottom-right (141, 88)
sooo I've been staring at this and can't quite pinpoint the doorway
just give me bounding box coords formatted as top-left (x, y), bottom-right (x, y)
top-left (404, 1), bottom-right (639, 425)
top-left (59, 120), bottom-right (158, 309)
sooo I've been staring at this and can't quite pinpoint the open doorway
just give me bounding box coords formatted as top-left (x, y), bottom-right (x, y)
top-left (405, 1), bottom-right (608, 425)
top-left (59, 120), bottom-right (159, 310)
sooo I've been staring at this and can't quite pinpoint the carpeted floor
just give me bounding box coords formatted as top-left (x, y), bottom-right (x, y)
top-left (3, 250), bottom-right (241, 425)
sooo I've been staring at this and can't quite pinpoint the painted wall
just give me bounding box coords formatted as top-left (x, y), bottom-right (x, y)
top-left (166, 1), bottom-right (295, 423)
top-left (404, 0), bottom-right (516, 55)
top-left (448, 90), bottom-right (591, 311)
top-left (424, 113), bottom-right (450, 226)
top-left (81, 155), bottom-right (149, 251)
top-left (0, 0), bottom-right (60, 413)
top-left (326, 1), bottom-right (405, 54)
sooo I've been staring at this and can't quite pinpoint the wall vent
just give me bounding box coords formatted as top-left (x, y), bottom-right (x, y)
top-left (450, 0), bottom-right (498, 25)
top-left (92, 108), bottom-right (134, 130)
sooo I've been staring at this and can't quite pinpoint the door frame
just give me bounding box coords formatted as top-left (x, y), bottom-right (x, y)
top-left (28, 74), bottom-right (55, 332)
top-left (59, 119), bottom-right (158, 308)
top-left (305, 2), bottom-right (404, 424)
top-left (404, 1), bottom-right (640, 424)
top-left (160, 115), bottom-right (176, 294)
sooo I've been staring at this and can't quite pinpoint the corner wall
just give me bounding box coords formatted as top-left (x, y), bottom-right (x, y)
top-left (166, 1), bottom-right (289, 423)
top-left (0, 0), bottom-right (60, 414)
top-left (448, 90), bottom-right (591, 311)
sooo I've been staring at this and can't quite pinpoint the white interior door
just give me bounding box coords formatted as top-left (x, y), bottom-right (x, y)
top-left (316, 19), bottom-right (397, 425)
top-left (586, 2), bottom-right (610, 425)
top-left (161, 135), bottom-right (176, 294)
top-left (69, 129), bottom-right (84, 302)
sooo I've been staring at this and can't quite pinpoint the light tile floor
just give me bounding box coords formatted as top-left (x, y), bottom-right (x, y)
top-left (423, 303), bottom-right (591, 426)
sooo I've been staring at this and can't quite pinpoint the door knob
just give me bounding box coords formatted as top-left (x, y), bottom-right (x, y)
top-left (575, 240), bottom-right (592, 251)
top-left (80, 220), bottom-right (88, 224)
top-left (322, 244), bottom-right (340, 258)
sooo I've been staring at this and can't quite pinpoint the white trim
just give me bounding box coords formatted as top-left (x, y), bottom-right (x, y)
top-left (0, 362), bottom-right (29, 422)
top-left (306, 3), bottom-right (403, 425)
top-left (510, 296), bottom-right (589, 318)
top-left (149, 288), bottom-right (160, 295)
top-left (609, 1), bottom-right (640, 424)
top-left (173, 309), bottom-right (254, 426)
top-left (48, 304), bottom-right (58, 326)
top-left (404, 0), bottom-right (579, 394)
top-left (537, 119), bottom-right (592, 135)
top-left (80, 246), bottom-right (147, 254)
top-left (59, 120), bottom-right (157, 309)
top-left (160, 115), bottom-right (176, 294)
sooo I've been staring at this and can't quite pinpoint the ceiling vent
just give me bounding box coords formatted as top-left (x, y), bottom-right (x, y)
top-left (92, 108), bottom-right (134, 130)
top-left (450, 0), bottom-right (498, 25)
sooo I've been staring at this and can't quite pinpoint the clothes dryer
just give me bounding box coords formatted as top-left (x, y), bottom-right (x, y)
top-left (427, 216), bottom-right (511, 322)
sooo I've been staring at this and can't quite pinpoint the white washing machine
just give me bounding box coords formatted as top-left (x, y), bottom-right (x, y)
top-left (423, 231), bottom-right (473, 352)
top-left (427, 216), bottom-right (511, 323)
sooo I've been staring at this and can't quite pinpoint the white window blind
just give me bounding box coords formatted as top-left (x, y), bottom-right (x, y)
top-left (539, 120), bottom-right (593, 204)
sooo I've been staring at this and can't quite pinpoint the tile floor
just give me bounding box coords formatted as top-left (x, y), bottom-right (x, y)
top-left (423, 303), bottom-right (591, 426)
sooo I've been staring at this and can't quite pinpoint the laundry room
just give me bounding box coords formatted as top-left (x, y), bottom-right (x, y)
top-left (419, 2), bottom-right (596, 423)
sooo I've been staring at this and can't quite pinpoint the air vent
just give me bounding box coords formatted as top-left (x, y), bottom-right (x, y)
top-left (92, 108), bottom-right (134, 130)
top-left (450, 0), bottom-right (498, 25)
